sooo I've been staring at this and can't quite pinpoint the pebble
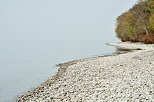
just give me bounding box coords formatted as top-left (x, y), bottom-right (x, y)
top-left (18, 42), bottom-right (154, 102)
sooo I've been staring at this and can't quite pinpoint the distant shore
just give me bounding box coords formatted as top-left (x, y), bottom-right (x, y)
top-left (18, 42), bottom-right (154, 102)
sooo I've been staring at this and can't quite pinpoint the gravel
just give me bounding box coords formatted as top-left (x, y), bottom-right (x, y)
top-left (18, 42), bottom-right (154, 102)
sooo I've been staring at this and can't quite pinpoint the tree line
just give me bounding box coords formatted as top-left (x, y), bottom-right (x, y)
top-left (116, 0), bottom-right (154, 43)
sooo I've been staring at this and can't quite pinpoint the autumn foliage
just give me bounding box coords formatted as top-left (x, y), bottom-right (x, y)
top-left (116, 0), bottom-right (154, 43)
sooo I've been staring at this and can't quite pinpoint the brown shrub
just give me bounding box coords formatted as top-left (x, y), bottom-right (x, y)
top-left (121, 34), bottom-right (154, 44)
top-left (141, 34), bottom-right (154, 44)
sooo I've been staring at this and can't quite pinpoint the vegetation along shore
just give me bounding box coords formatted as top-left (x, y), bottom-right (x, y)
top-left (116, 0), bottom-right (154, 43)
top-left (17, 0), bottom-right (154, 101)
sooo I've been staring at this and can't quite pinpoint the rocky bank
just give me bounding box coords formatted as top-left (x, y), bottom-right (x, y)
top-left (18, 42), bottom-right (154, 102)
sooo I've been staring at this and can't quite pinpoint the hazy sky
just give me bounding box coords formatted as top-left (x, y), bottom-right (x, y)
top-left (0, 1), bottom-right (138, 101)
top-left (0, 0), bottom-right (137, 41)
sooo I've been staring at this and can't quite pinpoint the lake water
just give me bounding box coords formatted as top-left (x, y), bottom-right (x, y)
top-left (0, 0), bottom-right (136, 101)
top-left (0, 40), bottom-right (118, 101)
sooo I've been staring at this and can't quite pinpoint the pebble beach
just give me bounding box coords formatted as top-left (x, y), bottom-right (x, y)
top-left (18, 42), bottom-right (154, 102)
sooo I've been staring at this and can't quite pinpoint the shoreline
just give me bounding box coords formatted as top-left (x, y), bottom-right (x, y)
top-left (17, 42), bottom-right (154, 102)
top-left (17, 47), bottom-right (125, 101)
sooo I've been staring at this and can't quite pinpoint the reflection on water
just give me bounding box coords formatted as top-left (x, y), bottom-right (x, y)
top-left (116, 47), bottom-right (132, 52)
top-left (0, 0), bottom-right (136, 101)
top-left (116, 47), bottom-right (142, 53)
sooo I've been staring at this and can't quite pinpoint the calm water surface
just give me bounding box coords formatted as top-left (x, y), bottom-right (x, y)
top-left (0, 40), bottom-right (117, 101)
top-left (0, 0), bottom-right (136, 101)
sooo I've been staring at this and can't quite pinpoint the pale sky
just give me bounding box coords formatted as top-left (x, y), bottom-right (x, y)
top-left (0, 1), bottom-right (138, 101)
top-left (0, 0), bottom-right (137, 41)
